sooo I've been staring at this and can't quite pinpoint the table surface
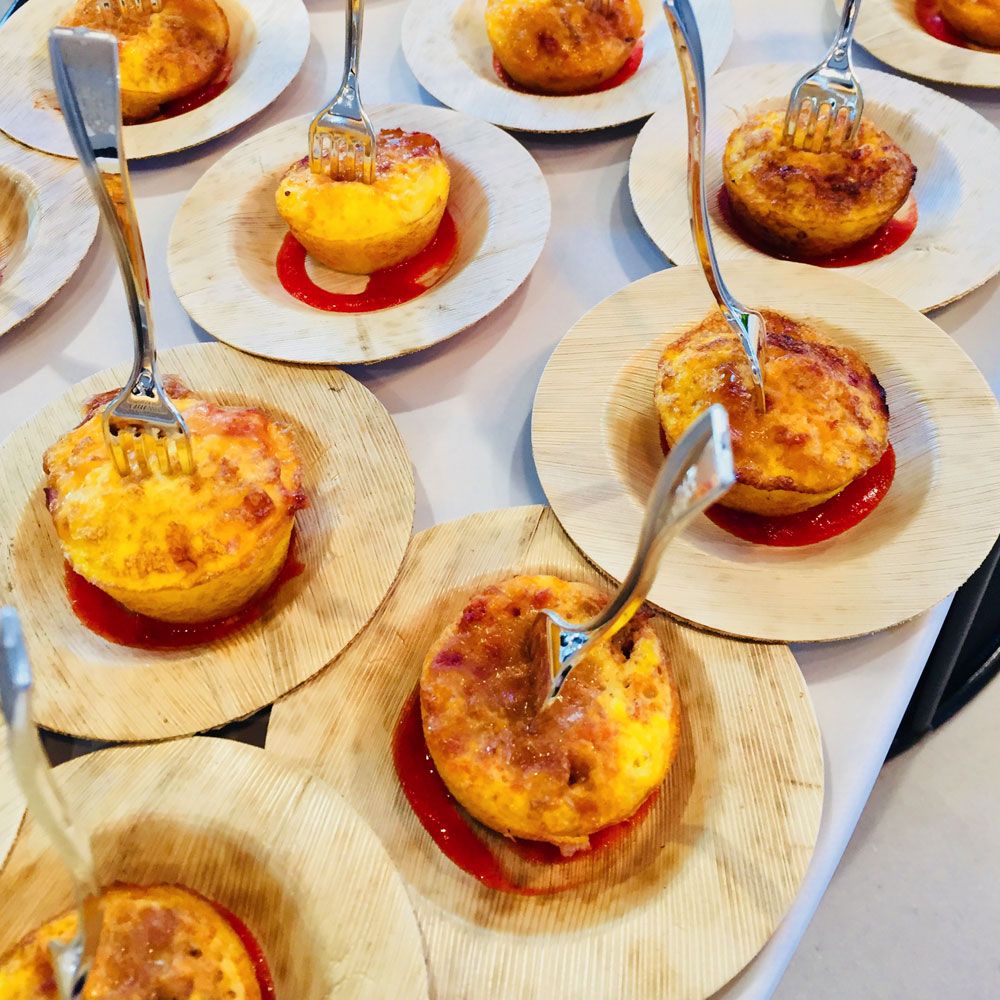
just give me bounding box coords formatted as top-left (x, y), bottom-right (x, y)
top-left (2, 0), bottom-right (998, 997)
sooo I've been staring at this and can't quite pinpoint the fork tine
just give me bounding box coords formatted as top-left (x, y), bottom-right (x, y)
top-left (107, 434), bottom-right (130, 478)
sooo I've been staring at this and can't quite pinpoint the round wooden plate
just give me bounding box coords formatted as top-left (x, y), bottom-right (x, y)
top-left (400, 0), bottom-right (733, 133)
top-left (0, 0), bottom-right (309, 159)
top-left (0, 738), bottom-right (429, 999)
top-left (851, 0), bottom-right (1000, 88)
top-left (167, 104), bottom-right (551, 365)
top-left (629, 64), bottom-right (1000, 313)
top-left (0, 135), bottom-right (97, 337)
top-left (0, 342), bottom-right (415, 741)
top-left (532, 259), bottom-right (1000, 643)
top-left (266, 505), bottom-right (824, 1000)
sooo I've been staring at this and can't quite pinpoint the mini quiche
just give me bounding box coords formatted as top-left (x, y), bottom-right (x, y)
top-left (655, 309), bottom-right (890, 516)
top-left (42, 376), bottom-right (307, 624)
top-left (420, 575), bottom-right (679, 855)
top-left (940, 0), bottom-right (1000, 46)
top-left (0, 884), bottom-right (263, 1000)
top-left (485, 0), bottom-right (643, 94)
top-left (60, 0), bottom-right (230, 123)
top-left (275, 129), bottom-right (451, 274)
top-left (723, 110), bottom-right (916, 258)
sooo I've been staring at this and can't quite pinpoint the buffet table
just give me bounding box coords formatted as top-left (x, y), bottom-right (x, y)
top-left (1, 0), bottom-right (996, 995)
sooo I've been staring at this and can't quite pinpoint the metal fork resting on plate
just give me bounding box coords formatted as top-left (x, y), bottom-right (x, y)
top-left (0, 608), bottom-right (103, 1000)
top-left (310, 0), bottom-right (376, 182)
top-left (783, 0), bottom-right (864, 151)
top-left (49, 27), bottom-right (194, 477)
top-left (663, 0), bottom-right (767, 413)
top-left (533, 405), bottom-right (735, 710)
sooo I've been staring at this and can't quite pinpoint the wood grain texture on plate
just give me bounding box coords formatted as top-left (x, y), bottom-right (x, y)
top-left (629, 64), bottom-right (1000, 313)
top-left (0, 0), bottom-right (308, 158)
top-left (0, 719), bottom-right (25, 873)
top-left (852, 0), bottom-right (1000, 87)
top-left (266, 505), bottom-right (824, 1000)
top-left (0, 738), bottom-right (429, 1000)
top-left (0, 134), bottom-right (97, 337)
top-left (0, 343), bottom-right (415, 741)
top-left (168, 104), bottom-right (550, 365)
top-left (401, 0), bottom-right (733, 132)
top-left (532, 260), bottom-right (1000, 643)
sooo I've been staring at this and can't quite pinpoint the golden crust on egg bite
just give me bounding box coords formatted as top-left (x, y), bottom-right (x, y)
top-left (420, 575), bottom-right (679, 854)
top-left (655, 309), bottom-right (890, 515)
top-left (484, 0), bottom-right (643, 94)
top-left (940, 0), bottom-right (1000, 46)
top-left (0, 883), bottom-right (262, 1000)
top-left (61, 0), bottom-right (230, 122)
top-left (42, 376), bottom-right (307, 624)
top-left (275, 128), bottom-right (451, 275)
top-left (722, 110), bottom-right (916, 258)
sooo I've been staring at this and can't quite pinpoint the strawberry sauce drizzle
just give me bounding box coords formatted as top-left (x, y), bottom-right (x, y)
top-left (392, 685), bottom-right (659, 894)
top-left (210, 900), bottom-right (276, 1000)
top-left (492, 38), bottom-right (644, 94)
top-left (717, 186), bottom-right (918, 267)
top-left (150, 59), bottom-right (233, 121)
top-left (914, 0), bottom-right (974, 46)
top-left (276, 210), bottom-right (458, 313)
top-left (64, 532), bottom-right (304, 649)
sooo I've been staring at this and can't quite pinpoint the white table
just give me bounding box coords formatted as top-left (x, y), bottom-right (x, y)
top-left (1, 0), bottom-right (996, 996)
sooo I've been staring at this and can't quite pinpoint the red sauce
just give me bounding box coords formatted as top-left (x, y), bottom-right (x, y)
top-left (210, 900), bottom-right (276, 1000)
top-left (706, 445), bottom-right (896, 546)
top-left (276, 210), bottom-right (458, 313)
top-left (150, 60), bottom-right (234, 121)
top-left (914, 0), bottom-right (975, 46)
top-left (492, 38), bottom-right (644, 94)
top-left (391, 685), bottom-right (659, 894)
top-left (717, 185), bottom-right (919, 267)
top-left (64, 532), bottom-right (304, 649)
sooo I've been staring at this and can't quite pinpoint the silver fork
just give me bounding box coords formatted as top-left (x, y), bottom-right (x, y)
top-left (49, 27), bottom-right (194, 477)
top-left (533, 405), bottom-right (735, 710)
top-left (664, 0), bottom-right (767, 413)
top-left (0, 608), bottom-right (103, 1000)
top-left (97, 0), bottom-right (162, 19)
top-left (783, 0), bottom-right (864, 151)
top-left (309, 0), bottom-right (375, 182)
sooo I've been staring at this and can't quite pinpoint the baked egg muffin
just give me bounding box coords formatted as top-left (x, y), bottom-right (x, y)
top-left (485, 0), bottom-right (643, 94)
top-left (60, 0), bottom-right (230, 122)
top-left (655, 309), bottom-right (890, 516)
top-left (940, 0), bottom-right (1000, 46)
top-left (275, 128), bottom-right (451, 275)
top-left (0, 883), bottom-right (263, 1000)
top-left (420, 575), bottom-right (679, 855)
top-left (42, 376), bottom-right (307, 624)
top-left (723, 110), bottom-right (916, 258)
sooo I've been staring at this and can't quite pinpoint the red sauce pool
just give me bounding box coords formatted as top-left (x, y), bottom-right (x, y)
top-left (64, 532), bottom-right (304, 649)
top-left (492, 38), bottom-right (644, 94)
top-left (276, 210), bottom-right (458, 313)
top-left (914, 0), bottom-right (975, 46)
top-left (717, 185), bottom-right (919, 267)
top-left (150, 59), bottom-right (233, 121)
top-left (391, 685), bottom-right (659, 894)
top-left (211, 900), bottom-right (276, 1000)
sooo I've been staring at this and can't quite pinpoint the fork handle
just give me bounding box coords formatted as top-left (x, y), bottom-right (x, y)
top-left (333, 0), bottom-right (364, 108)
top-left (826, 0), bottom-right (862, 72)
top-left (49, 28), bottom-right (156, 381)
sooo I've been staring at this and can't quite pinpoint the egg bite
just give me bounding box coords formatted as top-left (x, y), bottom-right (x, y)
top-left (0, 883), bottom-right (262, 1000)
top-left (485, 0), bottom-right (643, 94)
top-left (42, 376), bottom-right (307, 624)
top-left (275, 128), bottom-right (451, 275)
top-left (655, 309), bottom-right (890, 516)
top-left (420, 575), bottom-right (679, 855)
top-left (60, 0), bottom-right (230, 123)
top-left (940, 0), bottom-right (1000, 46)
top-left (722, 110), bottom-right (916, 258)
